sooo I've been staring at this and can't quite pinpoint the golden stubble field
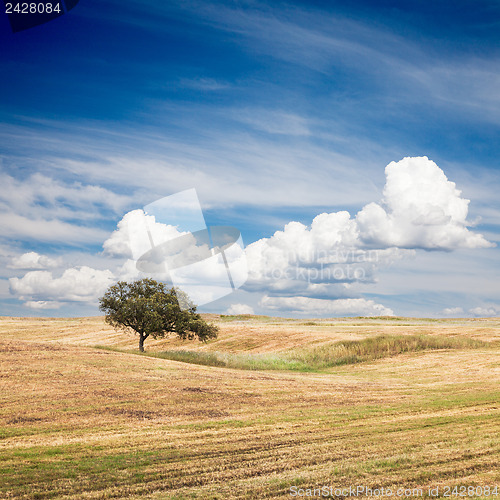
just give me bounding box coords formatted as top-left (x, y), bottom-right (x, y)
top-left (0, 315), bottom-right (499, 499)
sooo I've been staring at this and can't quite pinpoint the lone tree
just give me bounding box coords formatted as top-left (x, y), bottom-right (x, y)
top-left (99, 278), bottom-right (218, 352)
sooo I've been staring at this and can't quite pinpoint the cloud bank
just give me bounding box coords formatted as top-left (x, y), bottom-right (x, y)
top-left (8, 157), bottom-right (493, 317)
top-left (259, 296), bottom-right (394, 317)
top-left (10, 266), bottom-right (114, 309)
top-left (8, 252), bottom-right (62, 270)
top-left (244, 157), bottom-right (492, 315)
top-left (469, 305), bottom-right (500, 318)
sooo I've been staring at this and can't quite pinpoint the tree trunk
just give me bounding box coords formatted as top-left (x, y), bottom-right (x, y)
top-left (139, 333), bottom-right (145, 352)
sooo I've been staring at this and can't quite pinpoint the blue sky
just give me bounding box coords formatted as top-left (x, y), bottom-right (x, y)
top-left (1, 0), bottom-right (500, 317)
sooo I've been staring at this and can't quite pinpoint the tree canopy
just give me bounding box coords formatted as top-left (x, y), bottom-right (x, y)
top-left (99, 278), bottom-right (218, 351)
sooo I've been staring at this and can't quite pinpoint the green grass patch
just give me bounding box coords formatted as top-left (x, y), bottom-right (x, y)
top-left (139, 349), bottom-right (313, 372)
top-left (97, 334), bottom-right (488, 372)
top-left (287, 334), bottom-right (487, 370)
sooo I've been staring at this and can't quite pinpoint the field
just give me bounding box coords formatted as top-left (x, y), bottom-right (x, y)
top-left (0, 315), bottom-right (499, 499)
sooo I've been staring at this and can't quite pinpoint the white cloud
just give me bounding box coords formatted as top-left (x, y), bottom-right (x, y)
top-left (5, 157), bottom-right (493, 317)
top-left (49, 136), bottom-right (379, 210)
top-left (260, 296), bottom-right (394, 317)
top-left (245, 212), bottom-right (374, 294)
top-left (0, 213), bottom-right (109, 245)
top-left (469, 305), bottom-right (500, 318)
top-left (8, 252), bottom-right (62, 270)
top-left (0, 170), bottom-right (130, 245)
top-left (103, 209), bottom-right (185, 259)
top-left (9, 266), bottom-right (114, 304)
top-left (441, 307), bottom-right (464, 316)
top-left (356, 157), bottom-right (493, 250)
top-left (115, 258), bottom-right (142, 282)
top-left (226, 303), bottom-right (255, 315)
top-left (0, 171), bottom-right (128, 217)
top-left (244, 157), bottom-right (491, 300)
top-left (24, 301), bottom-right (63, 310)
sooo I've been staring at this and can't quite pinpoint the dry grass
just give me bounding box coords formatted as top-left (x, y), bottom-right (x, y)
top-left (0, 316), bottom-right (499, 498)
top-left (1, 315), bottom-right (499, 351)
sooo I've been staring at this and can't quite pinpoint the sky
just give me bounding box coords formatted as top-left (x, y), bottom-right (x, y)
top-left (1, 0), bottom-right (500, 318)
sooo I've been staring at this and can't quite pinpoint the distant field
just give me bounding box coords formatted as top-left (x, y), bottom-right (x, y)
top-left (0, 316), bottom-right (499, 498)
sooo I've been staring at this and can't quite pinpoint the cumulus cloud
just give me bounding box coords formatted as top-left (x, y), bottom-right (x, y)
top-left (9, 266), bottom-right (114, 305)
top-left (259, 296), bottom-right (394, 317)
top-left (356, 157), bottom-right (493, 250)
top-left (8, 252), bottom-right (62, 270)
top-left (7, 157), bottom-right (492, 317)
top-left (244, 157), bottom-right (491, 300)
top-left (469, 305), bottom-right (500, 317)
top-left (115, 258), bottom-right (142, 282)
top-left (8, 207), bottom-right (232, 310)
top-left (441, 307), bottom-right (464, 316)
top-left (226, 303), bottom-right (255, 315)
top-left (103, 209), bottom-right (185, 259)
top-left (245, 211), bottom-right (413, 296)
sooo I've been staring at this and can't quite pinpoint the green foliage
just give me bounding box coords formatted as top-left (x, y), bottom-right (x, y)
top-left (98, 278), bottom-right (218, 350)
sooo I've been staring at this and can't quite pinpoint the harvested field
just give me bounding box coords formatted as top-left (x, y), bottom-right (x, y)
top-left (0, 316), bottom-right (499, 498)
